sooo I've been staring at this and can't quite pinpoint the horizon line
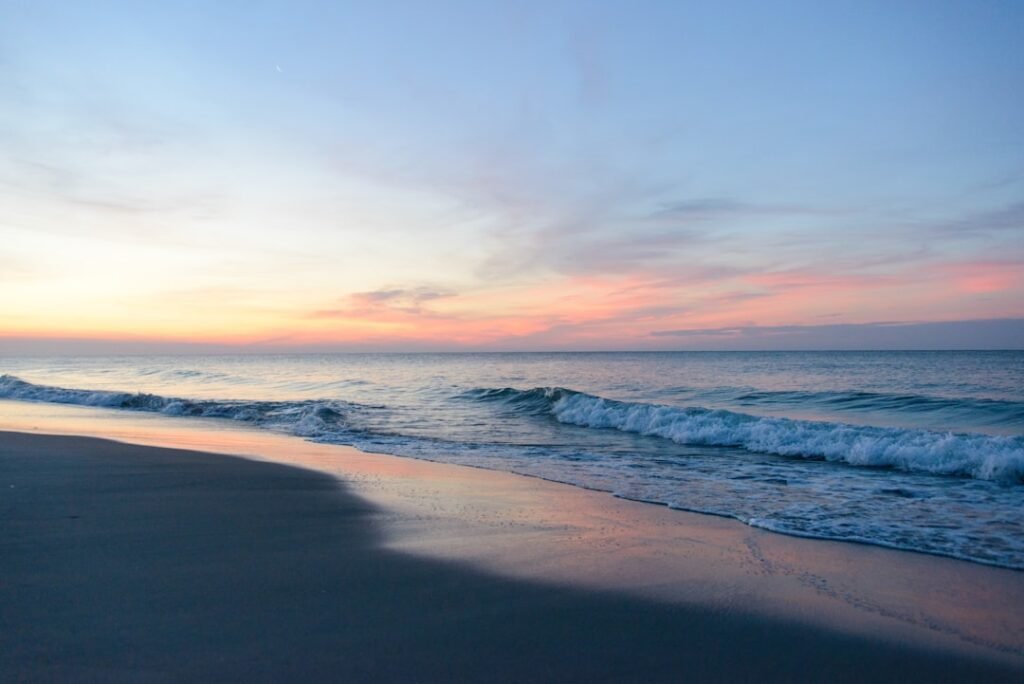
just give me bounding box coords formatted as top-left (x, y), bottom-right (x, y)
top-left (2, 348), bottom-right (1023, 358)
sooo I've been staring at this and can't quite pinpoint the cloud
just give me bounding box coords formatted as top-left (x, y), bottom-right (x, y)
top-left (548, 227), bottom-right (709, 274)
top-left (472, 188), bottom-right (856, 286)
top-left (649, 318), bottom-right (1024, 350)
top-left (650, 197), bottom-right (835, 220)
top-left (743, 269), bottom-right (901, 291)
top-left (310, 286), bottom-right (457, 318)
top-left (932, 200), bottom-right (1024, 235)
top-left (352, 288), bottom-right (452, 306)
top-left (654, 198), bottom-right (748, 216)
top-left (935, 260), bottom-right (1024, 294)
top-left (0, 335), bottom-right (250, 356)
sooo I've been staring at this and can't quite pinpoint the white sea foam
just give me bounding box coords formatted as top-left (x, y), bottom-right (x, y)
top-left (469, 386), bottom-right (1024, 483)
top-left (6, 374), bottom-right (1022, 483)
top-left (0, 374), bottom-right (352, 438)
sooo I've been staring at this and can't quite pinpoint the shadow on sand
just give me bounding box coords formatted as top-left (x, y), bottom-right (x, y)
top-left (0, 431), bottom-right (1017, 682)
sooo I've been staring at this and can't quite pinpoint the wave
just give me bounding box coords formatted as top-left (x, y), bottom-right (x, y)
top-left (134, 367), bottom-right (248, 383)
top-left (729, 387), bottom-right (1024, 418)
top-left (643, 386), bottom-right (1024, 430)
top-left (5, 374), bottom-right (1023, 484)
top-left (464, 387), bottom-right (1024, 483)
top-left (0, 374), bottom-right (355, 439)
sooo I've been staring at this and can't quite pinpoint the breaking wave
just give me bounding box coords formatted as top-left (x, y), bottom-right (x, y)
top-left (0, 374), bottom-right (355, 439)
top-left (6, 374), bottom-right (1022, 484)
top-left (464, 387), bottom-right (1024, 483)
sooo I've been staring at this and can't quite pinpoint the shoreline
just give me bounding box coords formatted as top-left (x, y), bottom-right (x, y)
top-left (1, 400), bottom-right (1023, 677)
top-left (1, 429), bottom-right (1022, 681)
top-left (2, 373), bottom-right (1022, 571)
top-left (3, 399), bottom-right (1024, 576)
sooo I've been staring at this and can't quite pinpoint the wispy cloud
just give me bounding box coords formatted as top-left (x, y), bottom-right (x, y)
top-left (311, 286), bottom-right (457, 318)
top-left (930, 200), bottom-right (1024, 235)
top-left (649, 197), bottom-right (834, 220)
top-left (3, 3), bottom-right (1022, 352)
top-left (934, 260), bottom-right (1024, 294)
top-left (649, 318), bottom-right (1024, 350)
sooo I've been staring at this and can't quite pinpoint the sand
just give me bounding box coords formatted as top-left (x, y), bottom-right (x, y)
top-left (1, 429), bottom-right (1022, 682)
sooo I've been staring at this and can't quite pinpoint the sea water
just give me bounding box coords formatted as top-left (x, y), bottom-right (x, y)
top-left (2, 351), bottom-right (1022, 569)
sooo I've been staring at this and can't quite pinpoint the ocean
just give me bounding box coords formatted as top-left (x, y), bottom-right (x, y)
top-left (2, 351), bottom-right (1022, 569)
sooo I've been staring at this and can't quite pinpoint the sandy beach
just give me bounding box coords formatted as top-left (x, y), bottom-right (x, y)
top-left (2, 427), bottom-right (1022, 682)
top-left (6, 1), bottom-right (1023, 679)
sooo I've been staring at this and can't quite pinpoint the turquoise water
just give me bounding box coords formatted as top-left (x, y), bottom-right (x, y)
top-left (2, 351), bottom-right (1022, 568)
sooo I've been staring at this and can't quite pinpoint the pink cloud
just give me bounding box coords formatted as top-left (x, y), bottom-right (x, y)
top-left (937, 261), bottom-right (1023, 294)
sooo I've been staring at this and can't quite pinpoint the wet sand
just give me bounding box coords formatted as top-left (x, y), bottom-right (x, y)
top-left (1, 429), bottom-right (1021, 682)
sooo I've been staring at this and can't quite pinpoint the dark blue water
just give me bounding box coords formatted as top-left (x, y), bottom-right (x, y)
top-left (2, 351), bottom-right (1022, 568)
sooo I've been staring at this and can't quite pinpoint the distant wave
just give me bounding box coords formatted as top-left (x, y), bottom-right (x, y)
top-left (134, 367), bottom-right (248, 383)
top-left (723, 387), bottom-right (1024, 422)
top-left (464, 387), bottom-right (1024, 483)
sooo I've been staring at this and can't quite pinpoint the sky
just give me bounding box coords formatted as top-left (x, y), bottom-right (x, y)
top-left (1, 0), bottom-right (1022, 352)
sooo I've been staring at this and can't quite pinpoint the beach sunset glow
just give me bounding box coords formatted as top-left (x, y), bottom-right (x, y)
top-left (2, 2), bottom-right (1023, 682)
top-left (2, 2), bottom-right (1021, 353)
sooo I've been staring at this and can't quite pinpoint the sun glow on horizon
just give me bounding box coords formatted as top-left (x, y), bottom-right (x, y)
top-left (1, 2), bottom-right (1022, 352)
